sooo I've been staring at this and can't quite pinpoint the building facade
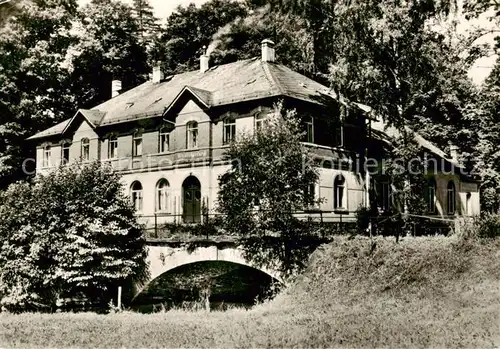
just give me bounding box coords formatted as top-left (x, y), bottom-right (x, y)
top-left (28, 40), bottom-right (480, 227)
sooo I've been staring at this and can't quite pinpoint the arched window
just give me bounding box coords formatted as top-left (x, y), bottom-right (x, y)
top-left (159, 126), bottom-right (170, 153)
top-left (132, 130), bottom-right (142, 156)
top-left (187, 121), bottom-right (198, 149)
top-left (130, 181), bottom-right (143, 212)
top-left (334, 174), bottom-right (347, 210)
top-left (61, 141), bottom-right (70, 165)
top-left (108, 135), bottom-right (118, 159)
top-left (255, 112), bottom-right (268, 131)
top-left (43, 145), bottom-right (51, 168)
top-left (81, 138), bottom-right (90, 161)
top-left (223, 118), bottom-right (236, 144)
top-left (156, 179), bottom-right (170, 212)
top-left (426, 178), bottom-right (436, 213)
top-left (447, 181), bottom-right (456, 215)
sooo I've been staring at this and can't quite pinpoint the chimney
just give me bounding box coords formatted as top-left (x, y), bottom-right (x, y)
top-left (261, 39), bottom-right (275, 63)
top-left (200, 54), bottom-right (209, 73)
top-left (111, 80), bottom-right (122, 98)
top-left (449, 144), bottom-right (459, 162)
top-left (152, 61), bottom-right (163, 84)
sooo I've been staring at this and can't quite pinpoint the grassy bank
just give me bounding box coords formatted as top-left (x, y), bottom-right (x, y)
top-left (1, 235), bottom-right (499, 348)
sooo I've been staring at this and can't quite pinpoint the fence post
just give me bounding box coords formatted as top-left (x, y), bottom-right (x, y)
top-left (117, 286), bottom-right (122, 310)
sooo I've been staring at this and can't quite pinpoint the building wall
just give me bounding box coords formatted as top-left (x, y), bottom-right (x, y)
top-left (33, 96), bottom-right (480, 222)
top-left (432, 173), bottom-right (480, 218)
top-left (73, 120), bottom-right (100, 162)
top-left (121, 162), bottom-right (230, 226)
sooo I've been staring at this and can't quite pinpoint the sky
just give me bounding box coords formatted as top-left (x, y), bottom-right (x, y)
top-left (78, 0), bottom-right (211, 19)
top-left (80, 0), bottom-right (497, 84)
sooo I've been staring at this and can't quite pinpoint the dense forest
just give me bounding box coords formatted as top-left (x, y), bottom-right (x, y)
top-left (0, 0), bottom-right (498, 211)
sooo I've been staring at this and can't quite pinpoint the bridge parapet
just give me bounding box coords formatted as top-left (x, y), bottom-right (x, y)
top-left (139, 211), bottom-right (358, 241)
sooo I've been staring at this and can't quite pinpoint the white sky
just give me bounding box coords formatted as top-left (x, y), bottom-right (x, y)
top-left (77, 0), bottom-right (496, 84)
top-left (78, 0), bottom-right (210, 19)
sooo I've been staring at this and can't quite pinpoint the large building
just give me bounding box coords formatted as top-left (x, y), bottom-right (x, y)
top-left (28, 40), bottom-right (480, 227)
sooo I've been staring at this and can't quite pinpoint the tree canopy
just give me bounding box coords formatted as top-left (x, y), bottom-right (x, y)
top-left (0, 0), bottom-right (498, 212)
top-left (0, 162), bottom-right (148, 312)
top-left (217, 103), bottom-right (324, 278)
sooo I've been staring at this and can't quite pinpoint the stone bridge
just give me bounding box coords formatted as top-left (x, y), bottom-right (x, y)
top-left (137, 239), bottom-right (284, 295)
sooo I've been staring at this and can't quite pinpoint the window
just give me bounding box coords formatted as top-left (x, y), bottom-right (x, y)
top-left (131, 181), bottom-right (143, 212)
top-left (81, 138), bottom-right (90, 161)
top-left (156, 179), bottom-right (170, 212)
top-left (223, 118), bottom-right (236, 144)
top-left (255, 112), bottom-right (268, 131)
top-left (377, 180), bottom-right (391, 211)
top-left (304, 183), bottom-right (319, 209)
top-left (42, 145), bottom-right (51, 168)
top-left (61, 142), bottom-right (70, 165)
top-left (305, 116), bottom-right (314, 143)
top-left (335, 105), bottom-right (346, 147)
top-left (159, 127), bottom-right (169, 153)
top-left (447, 181), bottom-right (456, 215)
top-left (187, 121), bottom-right (198, 149)
top-left (334, 123), bottom-right (344, 147)
top-left (108, 136), bottom-right (118, 159)
top-left (334, 174), bottom-right (347, 210)
top-left (466, 192), bottom-right (472, 215)
top-left (133, 131), bottom-right (142, 156)
top-left (426, 178), bottom-right (436, 213)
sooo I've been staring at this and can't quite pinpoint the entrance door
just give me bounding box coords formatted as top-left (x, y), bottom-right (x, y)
top-left (182, 176), bottom-right (201, 223)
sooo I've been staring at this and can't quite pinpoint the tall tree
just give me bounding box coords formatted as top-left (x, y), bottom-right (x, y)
top-left (69, 0), bottom-right (149, 108)
top-left (217, 103), bottom-right (323, 279)
top-left (131, 0), bottom-right (158, 40)
top-left (473, 59), bottom-right (500, 212)
top-left (154, 0), bottom-right (247, 75)
top-left (0, 0), bottom-right (79, 187)
top-left (0, 162), bottom-right (148, 312)
top-left (131, 0), bottom-right (160, 62)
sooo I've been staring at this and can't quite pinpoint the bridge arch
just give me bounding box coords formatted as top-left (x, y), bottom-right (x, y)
top-left (140, 244), bottom-right (283, 295)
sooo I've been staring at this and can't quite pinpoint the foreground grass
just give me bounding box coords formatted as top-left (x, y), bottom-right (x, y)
top-left (1, 235), bottom-right (499, 348)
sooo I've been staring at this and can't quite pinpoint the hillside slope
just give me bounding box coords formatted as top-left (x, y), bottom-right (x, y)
top-left (1, 236), bottom-right (499, 348)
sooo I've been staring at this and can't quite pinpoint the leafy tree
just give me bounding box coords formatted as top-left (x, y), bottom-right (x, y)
top-left (379, 131), bottom-right (432, 239)
top-left (217, 103), bottom-right (324, 279)
top-left (463, 0), bottom-right (500, 49)
top-left (207, 5), bottom-right (316, 78)
top-left (0, 0), bottom-right (79, 187)
top-left (0, 162), bottom-right (148, 312)
top-left (131, 0), bottom-right (159, 41)
top-left (473, 59), bottom-right (500, 212)
top-left (153, 0), bottom-right (247, 75)
top-left (69, 0), bottom-right (149, 107)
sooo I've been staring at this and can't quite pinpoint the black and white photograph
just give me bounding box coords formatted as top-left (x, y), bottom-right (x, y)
top-left (0, 0), bottom-right (499, 347)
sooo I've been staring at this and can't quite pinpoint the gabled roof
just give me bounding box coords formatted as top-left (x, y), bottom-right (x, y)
top-left (61, 109), bottom-right (107, 134)
top-left (27, 119), bottom-right (71, 140)
top-left (29, 58), bottom-right (336, 139)
top-left (163, 85), bottom-right (213, 117)
top-left (370, 118), bottom-right (466, 170)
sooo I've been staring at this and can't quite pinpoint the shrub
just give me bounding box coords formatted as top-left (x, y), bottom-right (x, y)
top-left (216, 103), bottom-right (322, 280)
top-left (462, 213), bottom-right (500, 239)
top-left (0, 162), bottom-right (148, 312)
